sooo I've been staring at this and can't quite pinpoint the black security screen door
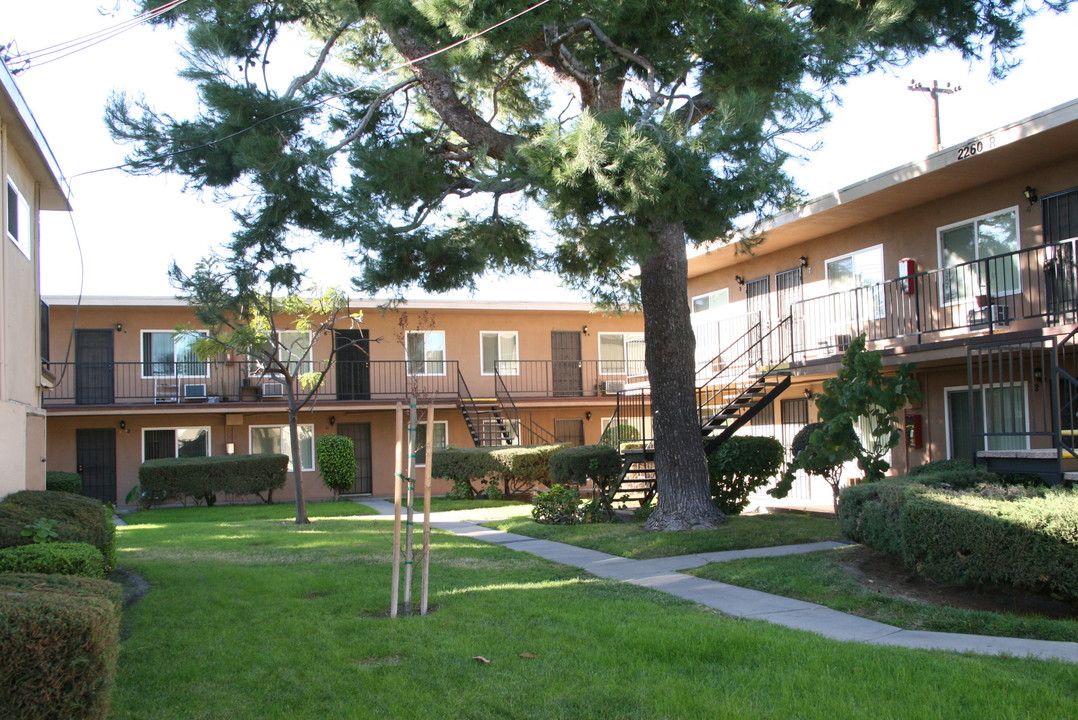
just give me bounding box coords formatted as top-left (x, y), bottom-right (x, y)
top-left (552, 331), bottom-right (582, 397)
top-left (75, 330), bottom-right (114, 405)
top-left (335, 329), bottom-right (370, 400)
top-left (76, 428), bottom-right (116, 503)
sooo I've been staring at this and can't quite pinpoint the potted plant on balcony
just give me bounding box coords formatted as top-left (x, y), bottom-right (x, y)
top-left (595, 380), bottom-right (606, 396)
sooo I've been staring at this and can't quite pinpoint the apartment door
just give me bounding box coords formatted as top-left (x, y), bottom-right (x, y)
top-left (775, 268), bottom-right (804, 359)
top-left (335, 329), bottom-right (370, 400)
top-left (75, 330), bottom-right (114, 405)
top-left (745, 276), bottom-right (770, 364)
top-left (337, 422), bottom-right (372, 494)
top-left (551, 331), bottom-right (583, 397)
top-left (780, 398), bottom-right (811, 501)
top-left (76, 428), bottom-right (116, 504)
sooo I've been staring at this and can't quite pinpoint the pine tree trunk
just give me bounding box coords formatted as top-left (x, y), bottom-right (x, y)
top-left (640, 218), bottom-right (725, 531)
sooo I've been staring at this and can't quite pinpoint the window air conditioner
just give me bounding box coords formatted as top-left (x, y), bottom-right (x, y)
top-left (183, 383), bottom-right (208, 401)
top-left (968, 304), bottom-right (1011, 328)
top-left (261, 380), bottom-right (286, 398)
top-left (604, 380), bottom-right (625, 393)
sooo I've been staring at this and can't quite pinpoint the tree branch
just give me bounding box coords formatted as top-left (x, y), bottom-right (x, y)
top-left (324, 78), bottom-right (419, 156)
top-left (284, 16), bottom-right (354, 101)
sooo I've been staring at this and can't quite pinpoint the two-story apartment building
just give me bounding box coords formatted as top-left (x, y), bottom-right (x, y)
top-left (0, 61), bottom-right (70, 496)
top-left (678, 97), bottom-right (1078, 507)
top-left (42, 297), bottom-right (644, 504)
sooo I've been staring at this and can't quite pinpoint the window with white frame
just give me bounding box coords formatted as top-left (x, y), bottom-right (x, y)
top-left (414, 421), bottom-right (448, 466)
top-left (825, 245), bottom-right (885, 319)
top-left (939, 207), bottom-right (1020, 304)
top-left (6, 179), bottom-right (30, 259)
top-left (143, 427), bottom-right (210, 461)
top-left (250, 424), bottom-right (315, 471)
top-left (277, 330), bottom-right (313, 375)
top-left (691, 289), bottom-right (729, 315)
top-left (481, 331), bottom-right (519, 375)
top-left (406, 331), bottom-right (445, 376)
top-left (142, 331), bottom-right (208, 378)
top-left (599, 332), bottom-right (645, 375)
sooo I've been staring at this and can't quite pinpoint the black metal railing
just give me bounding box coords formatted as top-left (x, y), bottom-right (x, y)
top-left (494, 360), bottom-right (640, 398)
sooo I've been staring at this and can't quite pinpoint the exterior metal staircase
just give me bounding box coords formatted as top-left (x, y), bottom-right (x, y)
top-left (602, 316), bottom-right (795, 504)
top-left (457, 369), bottom-right (555, 447)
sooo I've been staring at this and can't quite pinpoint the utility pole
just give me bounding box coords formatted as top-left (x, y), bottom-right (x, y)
top-left (908, 80), bottom-right (961, 152)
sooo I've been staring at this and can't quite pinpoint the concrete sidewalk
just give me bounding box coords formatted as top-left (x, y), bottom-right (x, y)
top-left (357, 498), bottom-right (1078, 664)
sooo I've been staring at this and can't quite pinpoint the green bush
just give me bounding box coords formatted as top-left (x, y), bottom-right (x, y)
top-left (45, 471), bottom-right (82, 494)
top-left (905, 467), bottom-right (1001, 490)
top-left (0, 491), bottom-right (115, 572)
top-left (549, 444), bottom-right (622, 487)
top-left (316, 435), bottom-right (356, 497)
top-left (0, 542), bottom-right (108, 579)
top-left (0, 573), bottom-right (121, 719)
top-left (488, 444), bottom-right (568, 495)
top-left (531, 484), bottom-right (582, 525)
top-left (138, 454), bottom-right (288, 506)
top-left (840, 480), bottom-right (1078, 603)
top-left (907, 459), bottom-right (975, 476)
top-left (432, 447), bottom-right (502, 499)
top-left (707, 436), bottom-right (785, 515)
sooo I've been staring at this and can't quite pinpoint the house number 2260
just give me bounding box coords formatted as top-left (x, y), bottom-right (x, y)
top-left (957, 141), bottom-right (984, 160)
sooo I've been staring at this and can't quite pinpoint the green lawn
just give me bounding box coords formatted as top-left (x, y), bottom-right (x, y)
top-left (485, 512), bottom-right (841, 559)
top-left (110, 507), bottom-right (1078, 719)
top-left (688, 545), bottom-right (1078, 643)
top-left (121, 499), bottom-right (378, 525)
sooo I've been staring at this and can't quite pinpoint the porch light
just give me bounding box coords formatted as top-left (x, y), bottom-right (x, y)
top-left (119, 420), bottom-right (126, 431)
top-left (803, 388), bottom-right (813, 399)
top-left (734, 275), bottom-right (745, 288)
top-left (585, 411), bottom-right (592, 421)
top-left (582, 325), bottom-right (589, 336)
top-left (799, 255), bottom-right (808, 268)
top-left (115, 323), bottom-right (123, 332)
top-left (329, 416), bottom-right (336, 426)
top-left (1024, 186), bottom-right (1038, 211)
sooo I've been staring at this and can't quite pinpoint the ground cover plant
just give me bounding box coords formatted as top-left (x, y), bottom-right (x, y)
top-left (689, 545), bottom-right (1078, 643)
top-left (486, 512), bottom-right (842, 559)
top-left (108, 506), bottom-right (1078, 719)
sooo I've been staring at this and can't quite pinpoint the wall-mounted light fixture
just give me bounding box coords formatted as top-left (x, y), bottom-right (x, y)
top-left (799, 255), bottom-right (809, 269)
top-left (328, 416), bottom-right (336, 426)
top-left (1024, 185), bottom-right (1039, 209)
top-left (734, 275), bottom-right (745, 288)
top-left (582, 325), bottom-right (590, 336)
top-left (115, 323), bottom-right (123, 332)
top-left (1033, 367), bottom-right (1043, 391)
top-left (225, 442), bottom-right (236, 455)
top-left (585, 411), bottom-right (592, 421)
top-left (803, 388), bottom-right (813, 399)
top-left (119, 420), bottom-right (126, 431)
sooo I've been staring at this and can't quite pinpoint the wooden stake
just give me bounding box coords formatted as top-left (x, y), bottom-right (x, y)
top-left (390, 402), bottom-right (403, 618)
top-left (421, 402), bottom-right (434, 615)
top-left (403, 397), bottom-right (418, 614)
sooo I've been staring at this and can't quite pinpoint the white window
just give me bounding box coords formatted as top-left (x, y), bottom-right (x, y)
top-left (6, 179), bottom-right (31, 259)
top-left (826, 245), bottom-right (885, 320)
top-left (481, 331), bottom-right (519, 375)
top-left (142, 331), bottom-right (209, 378)
top-left (414, 421), bottom-right (448, 466)
top-left (250, 424), bottom-right (315, 471)
top-left (143, 427), bottom-right (210, 461)
top-left (406, 331), bottom-right (445, 376)
top-left (276, 330), bottom-right (313, 375)
top-left (691, 289), bottom-right (729, 315)
top-left (945, 384), bottom-right (1029, 460)
top-left (939, 208), bottom-right (1020, 304)
top-left (599, 332), bottom-right (645, 375)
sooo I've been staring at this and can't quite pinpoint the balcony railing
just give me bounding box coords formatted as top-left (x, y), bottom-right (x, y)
top-left (790, 240), bottom-right (1077, 360)
top-left (493, 360), bottom-right (642, 398)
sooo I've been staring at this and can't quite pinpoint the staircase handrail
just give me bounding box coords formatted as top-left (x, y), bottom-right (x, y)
top-left (694, 313), bottom-right (762, 377)
top-left (697, 316), bottom-right (794, 414)
top-left (493, 367), bottom-right (556, 445)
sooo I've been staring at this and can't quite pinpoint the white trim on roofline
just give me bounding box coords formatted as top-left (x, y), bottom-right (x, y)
top-left (41, 295), bottom-right (607, 313)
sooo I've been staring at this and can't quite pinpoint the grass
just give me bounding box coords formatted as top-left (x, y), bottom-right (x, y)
top-left (425, 497), bottom-right (530, 513)
top-left (109, 506), bottom-right (1078, 719)
top-left (485, 512), bottom-right (841, 559)
top-left (688, 545), bottom-right (1078, 643)
top-left (121, 499), bottom-right (378, 525)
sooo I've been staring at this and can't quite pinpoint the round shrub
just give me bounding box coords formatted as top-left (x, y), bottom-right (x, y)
top-left (531, 485), bottom-right (582, 525)
top-left (44, 471), bottom-right (82, 494)
top-left (0, 542), bottom-right (108, 579)
top-left (549, 445), bottom-right (621, 488)
top-left (707, 436), bottom-right (784, 515)
top-left (316, 435), bottom-right (356, 497)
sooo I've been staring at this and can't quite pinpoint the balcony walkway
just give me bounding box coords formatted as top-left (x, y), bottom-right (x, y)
top-left (357, 498), bottom-right (1078, 664)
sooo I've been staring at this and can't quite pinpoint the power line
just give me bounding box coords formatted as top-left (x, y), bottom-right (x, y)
top-left (3, 0), bottom-right (188, 74)
top-left (72, 0), bottom-right (554, 179)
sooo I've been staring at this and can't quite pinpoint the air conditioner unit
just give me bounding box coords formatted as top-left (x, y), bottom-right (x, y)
top-left (604, 380), bottom-right (625, 393)
top-left (183, 383), bottom-right (208, 401)
top-left (261, 381), bottom-right (286, 398)
top-left (968, 304), bottom-right (1011, 328)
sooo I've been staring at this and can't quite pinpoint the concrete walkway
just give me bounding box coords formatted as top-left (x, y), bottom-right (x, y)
top-left (357, 498), bottom-right (1078, 664)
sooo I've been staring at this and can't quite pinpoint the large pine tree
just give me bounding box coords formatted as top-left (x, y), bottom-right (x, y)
top-left (107, 0), bottom-right (1052, 530)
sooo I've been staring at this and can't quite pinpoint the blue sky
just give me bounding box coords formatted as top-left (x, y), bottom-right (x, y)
top-left (7, 0), bottom-right (1078, 301)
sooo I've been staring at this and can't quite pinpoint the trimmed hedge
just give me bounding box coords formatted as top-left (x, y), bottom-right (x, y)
top-left (45, 471), bottom-right (82, 494)
top-left (549, 444), bottom-right (621, 487)
top-left (840, 479), bottom-right (1078, 603)
top-left (138, 454), bottom-right (289, 506)
top-left (707, 436), bottom-right (784, 515)
top-left (432, 444), bottom-right (568, 497)
top-left (0, 542), bottom-right (107, 579)
top-left (0, 573), bottom-right (122, 720)
top-left (316, 436), bottom-right (356, 497)
top-left (0, 491), bottom-right (115, 571)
